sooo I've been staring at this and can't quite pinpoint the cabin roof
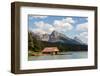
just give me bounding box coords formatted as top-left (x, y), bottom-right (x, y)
top-left (42, 47), bottom-right (59, 52)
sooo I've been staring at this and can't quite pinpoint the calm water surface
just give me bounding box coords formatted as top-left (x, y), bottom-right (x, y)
top-left (28, 51), bottom-right (88, 61)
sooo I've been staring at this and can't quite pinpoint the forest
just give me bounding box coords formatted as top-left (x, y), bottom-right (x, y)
top-left (28, 31), bottom-right (88, 53)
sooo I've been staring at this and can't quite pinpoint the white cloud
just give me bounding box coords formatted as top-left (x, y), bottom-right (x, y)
top-left (76, 22), bottom-right (88, 31)
top-left (34, 21), bottom-right (46, 28)
top-left (80, 32), bottom-right (88, 39)
top-left (48, 27), bottom-right (55, 32)
top-left (53, 17), bottom-right (74, 32)
top-left (32, 16), bottom-right (48, 19)
top-left (32, 29), bottom-right (47, 34)
top-left (32, 17), bottom-right (75, 34)
top-left (62, 17), bottom-right (75, 24)
top-left (33, 21), bottom-right (54, 34)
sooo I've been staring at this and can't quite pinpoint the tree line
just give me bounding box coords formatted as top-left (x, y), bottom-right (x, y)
top-left (28, 32), bottom-right (44, 52)
top-left (28, 31), bottom-right (88, 52)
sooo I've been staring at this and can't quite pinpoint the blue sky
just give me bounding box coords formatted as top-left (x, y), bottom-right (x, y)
top-left (28, 15), bottom-right (88, 43)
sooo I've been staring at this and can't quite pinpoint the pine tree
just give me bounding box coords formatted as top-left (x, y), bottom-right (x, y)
top-left (32, 35), bottom-right (42, 52)
top-left (28, 31), bottom-right (44, 52)
top-left (28, 32), bottom-right (34, 50)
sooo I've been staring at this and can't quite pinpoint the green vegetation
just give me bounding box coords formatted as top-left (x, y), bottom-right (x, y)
top-left (41, 41), bottom-right (88, 51)
top-left (28, 32), bottom-right (44, 56)
top-left (28, 31), bottom-right (88, 56)
top-left (28, 50), bottom-right (42, 56)
top-left (28, 32), bottom-right (34, 50)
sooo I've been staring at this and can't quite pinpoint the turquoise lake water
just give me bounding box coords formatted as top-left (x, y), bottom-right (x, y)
top-left (28, 51), bottom-right (88, 61)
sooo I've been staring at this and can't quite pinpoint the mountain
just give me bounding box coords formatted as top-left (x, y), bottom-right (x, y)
top-left (41, 34), bottom-right (49, 41)
top-left (31, 32), bottom-right (49, 41)
top-left (31, 30), bottom-right (85, 45)
top-left (29, 31), bottom-right (87, 51)
top-left (49, 31), bottom-right (70, 42)
top-left (74, 37), bottom-right (85, 44)
top-left (49, 31), bottom-right (84, 45)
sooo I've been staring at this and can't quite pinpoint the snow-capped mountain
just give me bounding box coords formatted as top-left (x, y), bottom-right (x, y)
top-left (41, 34), bottom-right (49, 41)
top-left (31, 30), bottom-right (85, 45)
top-left (49, 30), bottom-right (70, 42)
top-left (48, 31), bottom-right (84, 45)
top-left (31, 32), bottom-right (49, 41)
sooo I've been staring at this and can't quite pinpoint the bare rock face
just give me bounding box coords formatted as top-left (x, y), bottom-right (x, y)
top-left (31, 30), bottom-right (85, 45)
top-left (41, 34), bottom-right (49, 41)
top-left (49, 30), bottom-right (84, 45)
top-left (49, 30), bottom-right (69, 42)
top-left (74, 36), bottom-right (87, 45)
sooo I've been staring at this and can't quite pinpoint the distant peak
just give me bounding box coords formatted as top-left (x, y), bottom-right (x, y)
top-left (52, 30), bottom-right (58, 33)
top-left (74, 36), bottom-right (79, 39)
top-left (74, 36), bottom-right (84, 44)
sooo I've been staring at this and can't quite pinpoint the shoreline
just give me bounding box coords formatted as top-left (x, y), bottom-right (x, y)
top-left (28, 51), bottom-right (88, 56)
top-left (28, 51), bottom-right (88, 61)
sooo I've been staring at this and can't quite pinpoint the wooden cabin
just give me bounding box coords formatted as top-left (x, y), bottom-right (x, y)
top-left (42, 47), bottom-right (59, 55)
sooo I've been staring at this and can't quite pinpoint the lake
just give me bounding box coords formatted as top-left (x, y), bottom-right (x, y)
top-left (28, 51), bottom-right (88, 61)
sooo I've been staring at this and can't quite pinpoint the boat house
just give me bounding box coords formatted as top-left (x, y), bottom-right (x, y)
top-left (42, 47), bottom-right (59, 55)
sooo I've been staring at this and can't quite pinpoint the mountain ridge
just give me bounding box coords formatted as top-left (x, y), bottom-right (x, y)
top-left (32, 30), bottom-right (86, 45)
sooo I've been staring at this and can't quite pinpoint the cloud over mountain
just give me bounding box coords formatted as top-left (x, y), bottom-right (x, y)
top-left (29, 15), bottom-right (88, 43)
top-left (53, 17), bottom-right (74, 32)
top-left (76, 22), bottom-right (88, 31)
top-left (31, 17), bottom-right (75, 34)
